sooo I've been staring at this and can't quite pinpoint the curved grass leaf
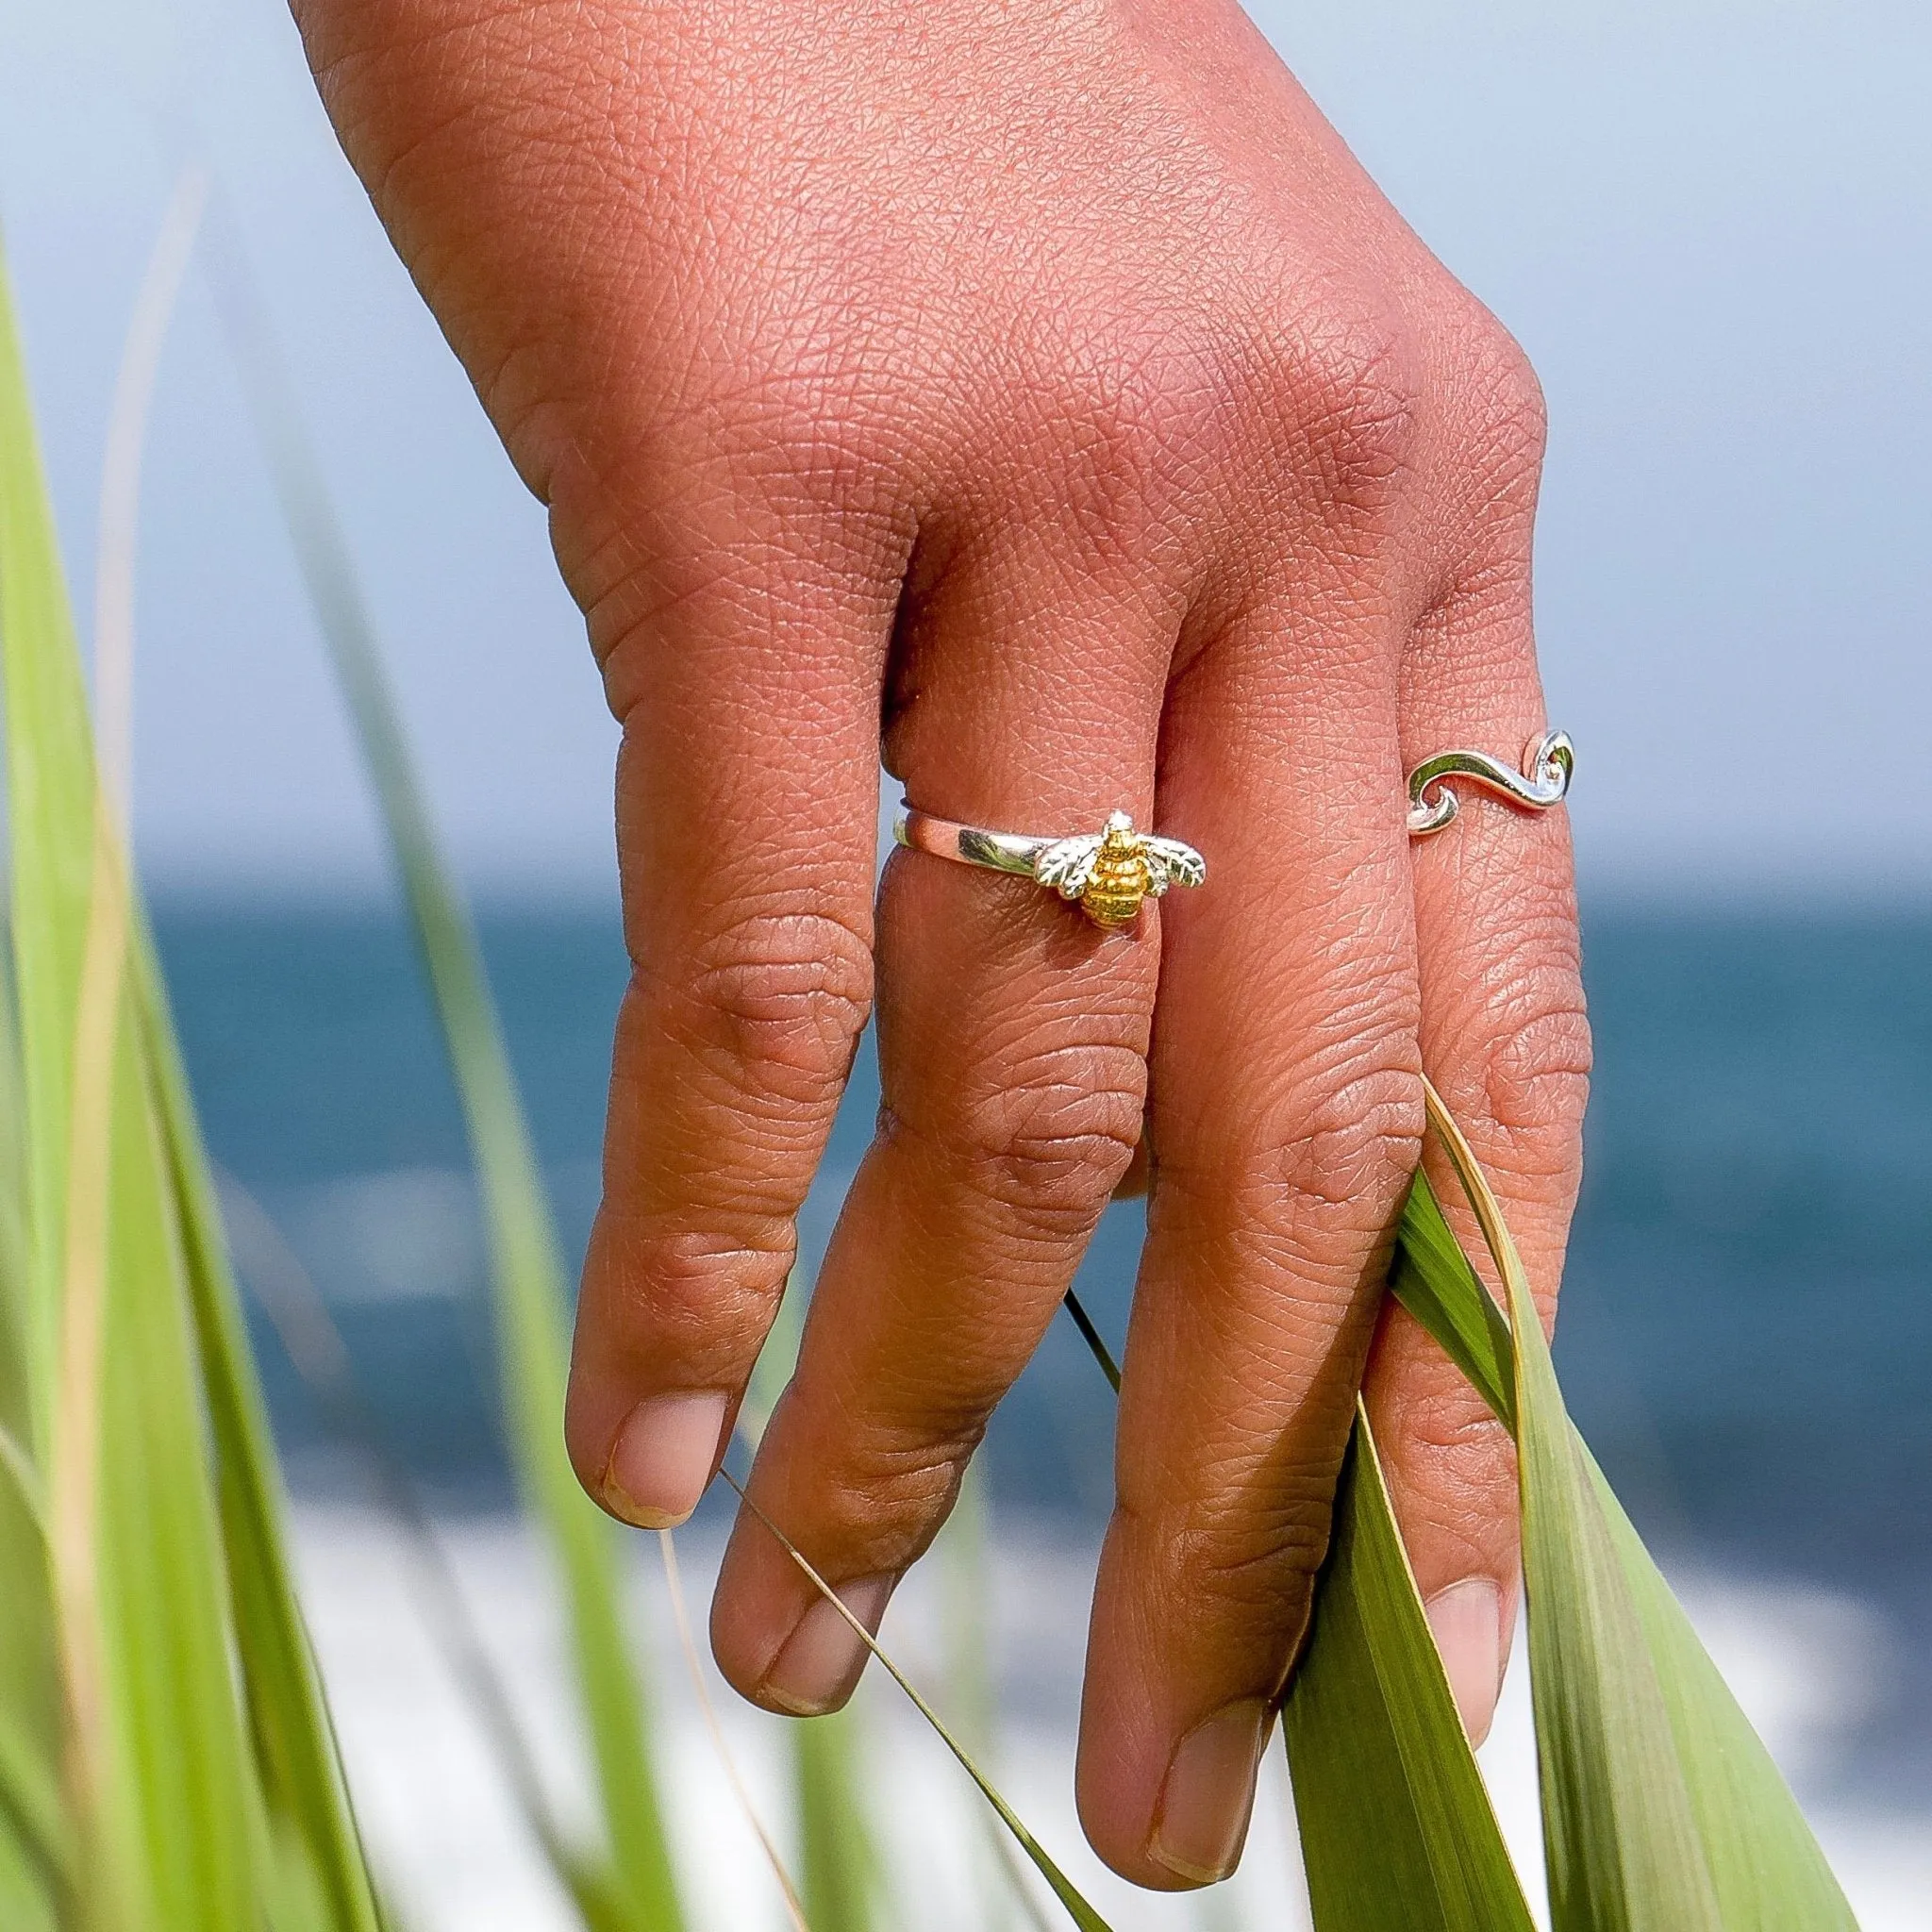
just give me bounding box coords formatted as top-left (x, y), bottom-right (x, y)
top-left (1419, 1079), bottom-right (1857, 1932)
top-left (1284, 1405), bottom-right (1536, 1931)
top-left (4, 214), bottom-right (386, 1932)
top-left (1591, 1457), bottom-right (1857, 1930)
top-left (143, 1006), bottom-right (385, 1932)
top-left (114, 187), bottom-right (383, 1929)
top-left (1391, 1172), bottom-right (1514, 1430)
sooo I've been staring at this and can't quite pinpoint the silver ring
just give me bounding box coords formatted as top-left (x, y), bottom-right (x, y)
top-left (1407, 730), bottom-right (1574, 837)
top-left (893, 806), bottom-right (1206, 927)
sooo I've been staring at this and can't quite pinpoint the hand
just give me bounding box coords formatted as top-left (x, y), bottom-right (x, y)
top-left (295, 0), bottom-right (1589, 1888)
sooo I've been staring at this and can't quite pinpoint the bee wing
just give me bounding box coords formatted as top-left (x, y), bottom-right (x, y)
top-left (1142, 837), bottom-right (1207, 891)
top-left (1034, 835), bottom-right (1103, 899)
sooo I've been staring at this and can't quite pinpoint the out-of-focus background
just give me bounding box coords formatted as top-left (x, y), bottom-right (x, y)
top-left (2, 0), bottom-right (1927, 1925)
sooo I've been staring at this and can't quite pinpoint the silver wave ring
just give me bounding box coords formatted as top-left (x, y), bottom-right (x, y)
top-left (893, 806), bottom-right (1206, 928)
top-left (1407, 729), bottom-right (1574, 837)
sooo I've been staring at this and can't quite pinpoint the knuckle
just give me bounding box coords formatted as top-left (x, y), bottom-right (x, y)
top-left (1051, 317), bottom-right (1220, 483)
top-left (1474, 961), bottom-right (1592, 1165)
top-left (587, 1216), bottom-right (794, 1375)
top-left (807, 1428), bottom-right (985, 1571)
top-left (724, 391), bottom-right (910, 522)
top-left (1180, 1042), bottom-right (1425, 1268)
top-left (893, 1035), bottom-right (1147, 1236)
top-left (1156, 995), bottom-right (1425, 1282)
top-left (1181, 1488), bottom-right (1337, 1611)
top-left (1114, 1470), bottom-right (1341, 1657)
top-left (1375, 1386), bottom-right (1518, 1575)
top-left (1401, 1385), bottom-right (1514, 1468)
top-left (1251, 302), bottom-right (1424, 510)
top-left (1273, 1057), bottom-right (1427, 1213)
top-left (657, 909), bottom-right (874, 1116)
top-left (1445, 304), bottom-right (1549, 493)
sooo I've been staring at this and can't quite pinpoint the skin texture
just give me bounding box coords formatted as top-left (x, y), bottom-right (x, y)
top-left (293, 0), bottom-right (1591, 1890)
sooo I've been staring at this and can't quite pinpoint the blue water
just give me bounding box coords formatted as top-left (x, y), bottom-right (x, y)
top-left (155, 899), bottom-right (1932, 1777)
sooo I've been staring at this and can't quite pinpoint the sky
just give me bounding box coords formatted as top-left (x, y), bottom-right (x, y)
top-left (0, 0), bottom-right (1926, 900)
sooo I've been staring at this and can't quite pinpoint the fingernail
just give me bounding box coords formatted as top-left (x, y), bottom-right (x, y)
top-left (760, 1572), bottom-right (897, 1716)
top-left (1424, 1577), bottom-right (1506, 1747)
top-left (1149, 1698), bottom-right (1270, 1886)
top-left (600, 1391), bottom-right (728, 1528)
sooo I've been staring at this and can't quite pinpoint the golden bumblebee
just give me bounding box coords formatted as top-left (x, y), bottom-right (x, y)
top-left (1033, 811), bottom-right (1207, 927)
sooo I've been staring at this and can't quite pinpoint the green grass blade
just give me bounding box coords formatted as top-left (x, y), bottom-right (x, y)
top-left (117, 195), bottom-right (383, 1879)
top-left (78, 178), bottom-right (375, 1931)
top-left (0, 272), bottom-right (88, 1470)
top-left (1589, 1456), bottom-right (1857, 1930)
top-left (0, 948), bottom-right (57, 1930)
top-left (1284, 1404), bottom-right (1536, 1931)
top-left (2, 244), bottom-right (270, 1932)
top-left (90, 1036), bottom-right (271, 1931)
top-left (360, 764), bottom-right (684, 1932)
top-left (0, 943), bottom-right (34, 1444)
top-left (1422, 1080), bottom-right (1855, 1931)
top-left (1515, 1333), bottom-right (1723, 1931)
top-left (141, 1006), bottom-right (386, 1932)
top-left (791, 1714), bottom-right (874, 1932)
top-left (1390, 1173), bottom-right (1515, 1430)
top-left (208, 228), bottom-right (684, 1931)
top-left (225, 1170), bottom-right (643, 1926)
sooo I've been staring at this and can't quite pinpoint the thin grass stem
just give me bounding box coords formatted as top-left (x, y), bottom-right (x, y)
top-left (1059, 1290), bottom-right (1120, 1393)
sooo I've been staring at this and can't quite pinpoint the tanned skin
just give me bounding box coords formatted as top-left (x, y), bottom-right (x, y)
top-left (292, 0), bottom-right (1589, 1888)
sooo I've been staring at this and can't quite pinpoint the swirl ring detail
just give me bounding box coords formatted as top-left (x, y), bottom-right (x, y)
top-left (1407, 730), bottom-right (1574, 837)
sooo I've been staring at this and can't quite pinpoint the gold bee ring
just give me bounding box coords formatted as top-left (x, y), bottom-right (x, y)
top-left (1407, 729), bottom-right (1574, 837)
top-left (892, 806), bottom-right (1207, 928)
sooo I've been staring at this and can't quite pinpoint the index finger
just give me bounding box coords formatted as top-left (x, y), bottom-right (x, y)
top-left (562, 475), bottom-right (904, 1529)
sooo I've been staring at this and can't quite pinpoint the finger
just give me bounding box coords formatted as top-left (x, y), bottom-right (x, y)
top-left (1075, 585), bottom-right (1423, 1889)
top-left (562, 479), bottom-right (905, 1530)
top-left (1367, 369), bottom-right (1590, 1745)
top-left (709, 501), bottom-right (1184, 1717)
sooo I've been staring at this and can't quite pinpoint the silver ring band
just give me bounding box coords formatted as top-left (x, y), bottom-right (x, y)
top-left (1407, 729), bottom-right (1574, 837)
top-left (893, 806), bottom-right (1206, 927)
top-left (894, 810), bottom-right (1050, 877)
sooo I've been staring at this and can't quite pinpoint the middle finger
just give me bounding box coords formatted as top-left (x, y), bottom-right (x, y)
top-left (1077, 571), bottom-right (1422, 1888)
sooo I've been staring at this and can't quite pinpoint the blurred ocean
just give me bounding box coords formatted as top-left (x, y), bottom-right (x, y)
top-left (154, 896), bottom-right (1932, 1919)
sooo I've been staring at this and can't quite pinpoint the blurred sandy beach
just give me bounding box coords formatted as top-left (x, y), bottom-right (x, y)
top-left (290, 1502), bottom-right (1931, 1932)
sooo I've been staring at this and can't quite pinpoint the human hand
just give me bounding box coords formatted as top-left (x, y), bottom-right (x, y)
top-left (294, 0), bottom-right (1589, 1888)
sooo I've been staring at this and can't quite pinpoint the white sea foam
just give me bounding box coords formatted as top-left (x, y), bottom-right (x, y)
top-left (291, 1505), bottom-right (1927, 1932)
